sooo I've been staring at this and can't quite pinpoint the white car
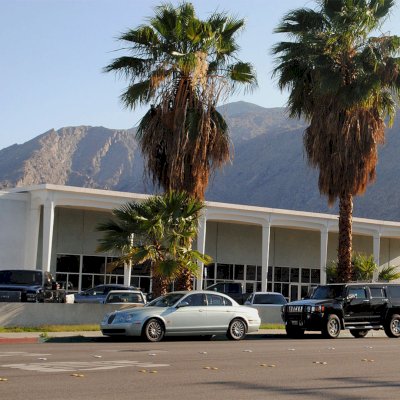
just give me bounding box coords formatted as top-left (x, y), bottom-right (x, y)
top-left (100, 290), bottom-right (261, 342)
top-left (103, 290), bottom-right (146, 305)
top-left (244, 292), bottom-right (287, 307)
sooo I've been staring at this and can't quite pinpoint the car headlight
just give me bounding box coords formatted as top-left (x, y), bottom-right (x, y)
top-left (113, 312), bottom-right (138, 324)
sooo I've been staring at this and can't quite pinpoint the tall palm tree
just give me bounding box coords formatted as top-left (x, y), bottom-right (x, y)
top-left (105, 2), bottom-right (257, 199)
top-left (96, 191), bottom-right (211, 296)
top-left (273, 0), bottom-right (400, 282)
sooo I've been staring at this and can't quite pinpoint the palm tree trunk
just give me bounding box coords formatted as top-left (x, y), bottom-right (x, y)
top-left (337, 193), bottom-right (353, 282)
top-left (175, 269), bottom-right (193, 291)
top-left (152, 276), bottom-right (169, 297)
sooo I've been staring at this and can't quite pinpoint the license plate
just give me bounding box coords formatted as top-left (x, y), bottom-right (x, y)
top-left (291, 320), bottom-right (299, 325)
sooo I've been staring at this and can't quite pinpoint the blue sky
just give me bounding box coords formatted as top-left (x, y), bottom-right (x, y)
top-left (1, 0), bottom-right (399, 150)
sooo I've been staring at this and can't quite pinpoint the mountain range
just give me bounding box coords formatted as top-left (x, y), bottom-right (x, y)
top-left (1, 101), bottom-right (399, 221)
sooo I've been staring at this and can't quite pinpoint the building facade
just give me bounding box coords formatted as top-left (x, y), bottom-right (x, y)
top-left (1, 184), bottom-right (400, 301)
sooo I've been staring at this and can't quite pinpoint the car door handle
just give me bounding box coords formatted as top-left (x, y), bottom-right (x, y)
top-left (362, 300), bottom-right (370, 303)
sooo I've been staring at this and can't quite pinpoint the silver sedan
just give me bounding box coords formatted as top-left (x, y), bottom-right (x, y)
top-left (100, 290), bottom-right (261, 342)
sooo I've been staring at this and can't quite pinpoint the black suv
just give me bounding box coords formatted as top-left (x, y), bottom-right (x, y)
top-left (282, 283), bottom-right (400, 339)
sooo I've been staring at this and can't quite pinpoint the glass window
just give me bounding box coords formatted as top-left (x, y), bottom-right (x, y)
top-left (290, 285), bottom-right (299, 301)
top-left (301, 285), bottom-right (309, 299)
top-left (184, 293), bottom-right (205, 306)
top-left (290, 268), bottom-right (299, 283)
top-left (204, 264), bottom-right (215, 279)
top-left (311, 269), bottom-right (320, 284)
top-left (253, 293), bottom-right (286, 305)
top-left (206, 294), bottom-right (231, 306)
top-left (234, 265), bottom-right (244, 280)
top-left (247, 265), bottom-right (256, 280)
top-left (274, 267), bottom-right (282, 282)
top-left (267, 267), bottom-right (273, 281)
top-left (301, 269), bottom-right (310, 283)
top-left (256, 266), bottom-right (261, 281)
top-left (132, 261), bottom-right (151, 276)
top-left (370, 287), bottom-right (385, 298)
top-left (281, 268), bottom-right (289, 282)
top-left (274, 283), bottom-right (281, 293)
top-left (282, 283), bottom-right (289, 298)
top-left (82, 256), bottom-right (105, 274)
top-left (348, 287), bottom-right (367, 300)
top-left (216, 264), bottom-right (232, 280)
top-left (267, 282), bottom-right (273, 292)
top-left (56, 254), bottom-right (80, 273)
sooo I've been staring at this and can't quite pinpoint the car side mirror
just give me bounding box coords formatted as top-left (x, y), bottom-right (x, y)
top-left (177, 301), bottom-right (189, 308)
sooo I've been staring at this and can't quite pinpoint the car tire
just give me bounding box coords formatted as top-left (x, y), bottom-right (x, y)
top-left (227, 318), bottom-right (247, 340)
top-left (322, 314), bottom-right (341, 339)
top-left (143, 318), bottom-right (165, 342)
top-left (285, 326), bottom-right (305, 338)
top-left (350, 329), bottom-right (369, 338)
top-left (384, 314), bottom-right (400, 338)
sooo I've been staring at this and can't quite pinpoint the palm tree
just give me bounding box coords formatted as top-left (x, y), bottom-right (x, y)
top-left (96, 191), bottom-right (211, 297)
top-left (273, 0), bottom-right (400, 282)
top-left (104, 2), bottom-right (257, 199)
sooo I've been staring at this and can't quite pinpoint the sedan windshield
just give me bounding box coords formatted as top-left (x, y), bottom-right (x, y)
top-left (146, 293), bottom-right (185, 307)
top-left (311, 285), bottom-right (345, 300)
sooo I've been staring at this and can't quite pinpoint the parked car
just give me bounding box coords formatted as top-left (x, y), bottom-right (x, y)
top-left (103, 290), bottom-right (146, 306)
top-left (0, 269), bottom-right (65, 303)
top-left (244, 292), bottom-right (287, 306)
top-left (282, 283), bottom-right (400, 339)
top-left (207, 282), bottom-right (248, 304)
top-left (100, 290), bottom-right (261, 342)
top-left (73, 284), bottom-right (140, 303)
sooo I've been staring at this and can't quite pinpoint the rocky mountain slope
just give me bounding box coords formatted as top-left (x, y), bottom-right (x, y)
top-left (1, 102), bottom-right (399, 221)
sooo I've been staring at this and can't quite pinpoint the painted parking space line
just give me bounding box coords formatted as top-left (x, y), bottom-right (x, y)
top-left (0, 352), bottom-right (52, 358)
top-left (2, 360), bottom-right (170, 373)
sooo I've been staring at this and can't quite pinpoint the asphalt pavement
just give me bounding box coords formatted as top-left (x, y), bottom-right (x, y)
top-left (0, 328), bottom-right (388, 344)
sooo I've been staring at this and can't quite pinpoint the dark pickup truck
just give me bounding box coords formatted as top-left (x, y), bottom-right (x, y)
top-left (0, 269), bottom-right (64, 303)
top-left (282, 283), bottom-right (400, 339)
top-left (207, 282), bottom-right (248, 304)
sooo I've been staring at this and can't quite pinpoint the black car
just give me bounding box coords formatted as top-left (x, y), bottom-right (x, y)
top-left (282, 283), bottom-right (400, 339)
top-left (73, 284), bottom-right (141, 303)
top-left (0, 269), bottom-right (44, 302)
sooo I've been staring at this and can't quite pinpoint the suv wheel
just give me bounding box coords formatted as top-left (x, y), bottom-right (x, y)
top-left (322, 314), bottom-right (341, 339)
top-left (384, 314), bottom-right (400, 338)
top-left (350, 329), bottom-right (369, 338)
top-left (285, 326), bottom-right (305, 338)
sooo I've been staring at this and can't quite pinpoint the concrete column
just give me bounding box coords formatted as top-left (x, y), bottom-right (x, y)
top-left (124, 262), bottom-right (132, 286)
top-left (320, 227), bottom-right (329, 284)
top-left (196, 214), bottom-right (207, 290)
top-left (373, 231), bottom-right (381, 281)
top-left (42, 198), bottom-right (55, 274)
top-left (261, 221), bottom-right (271, 292)
top-left (124, 234), bottom-right (134, 286)
top-left (24, 201), bottom-right (41, 268)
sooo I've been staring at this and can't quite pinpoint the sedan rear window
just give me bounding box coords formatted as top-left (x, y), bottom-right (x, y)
top-left (253, 294), bottom-right (286, 305)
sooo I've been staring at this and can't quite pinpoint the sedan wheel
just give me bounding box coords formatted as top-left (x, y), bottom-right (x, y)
top-left (227, 318), bottom-right (247, 340)
top-left (143, 318), bottom-right (165, 342)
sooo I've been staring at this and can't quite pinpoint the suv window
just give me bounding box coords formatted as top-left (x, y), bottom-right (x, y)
top-left (370, 287), bottom-right (386, 298)
top-left (348, 287), bottom-right (367, 300)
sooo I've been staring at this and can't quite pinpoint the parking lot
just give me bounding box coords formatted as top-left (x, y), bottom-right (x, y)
top-left (1, 332), bottom-right (399, 400)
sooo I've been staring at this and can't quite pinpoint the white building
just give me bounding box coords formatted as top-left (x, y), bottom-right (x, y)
top-left (1, 184), bottom-right (400, 301)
